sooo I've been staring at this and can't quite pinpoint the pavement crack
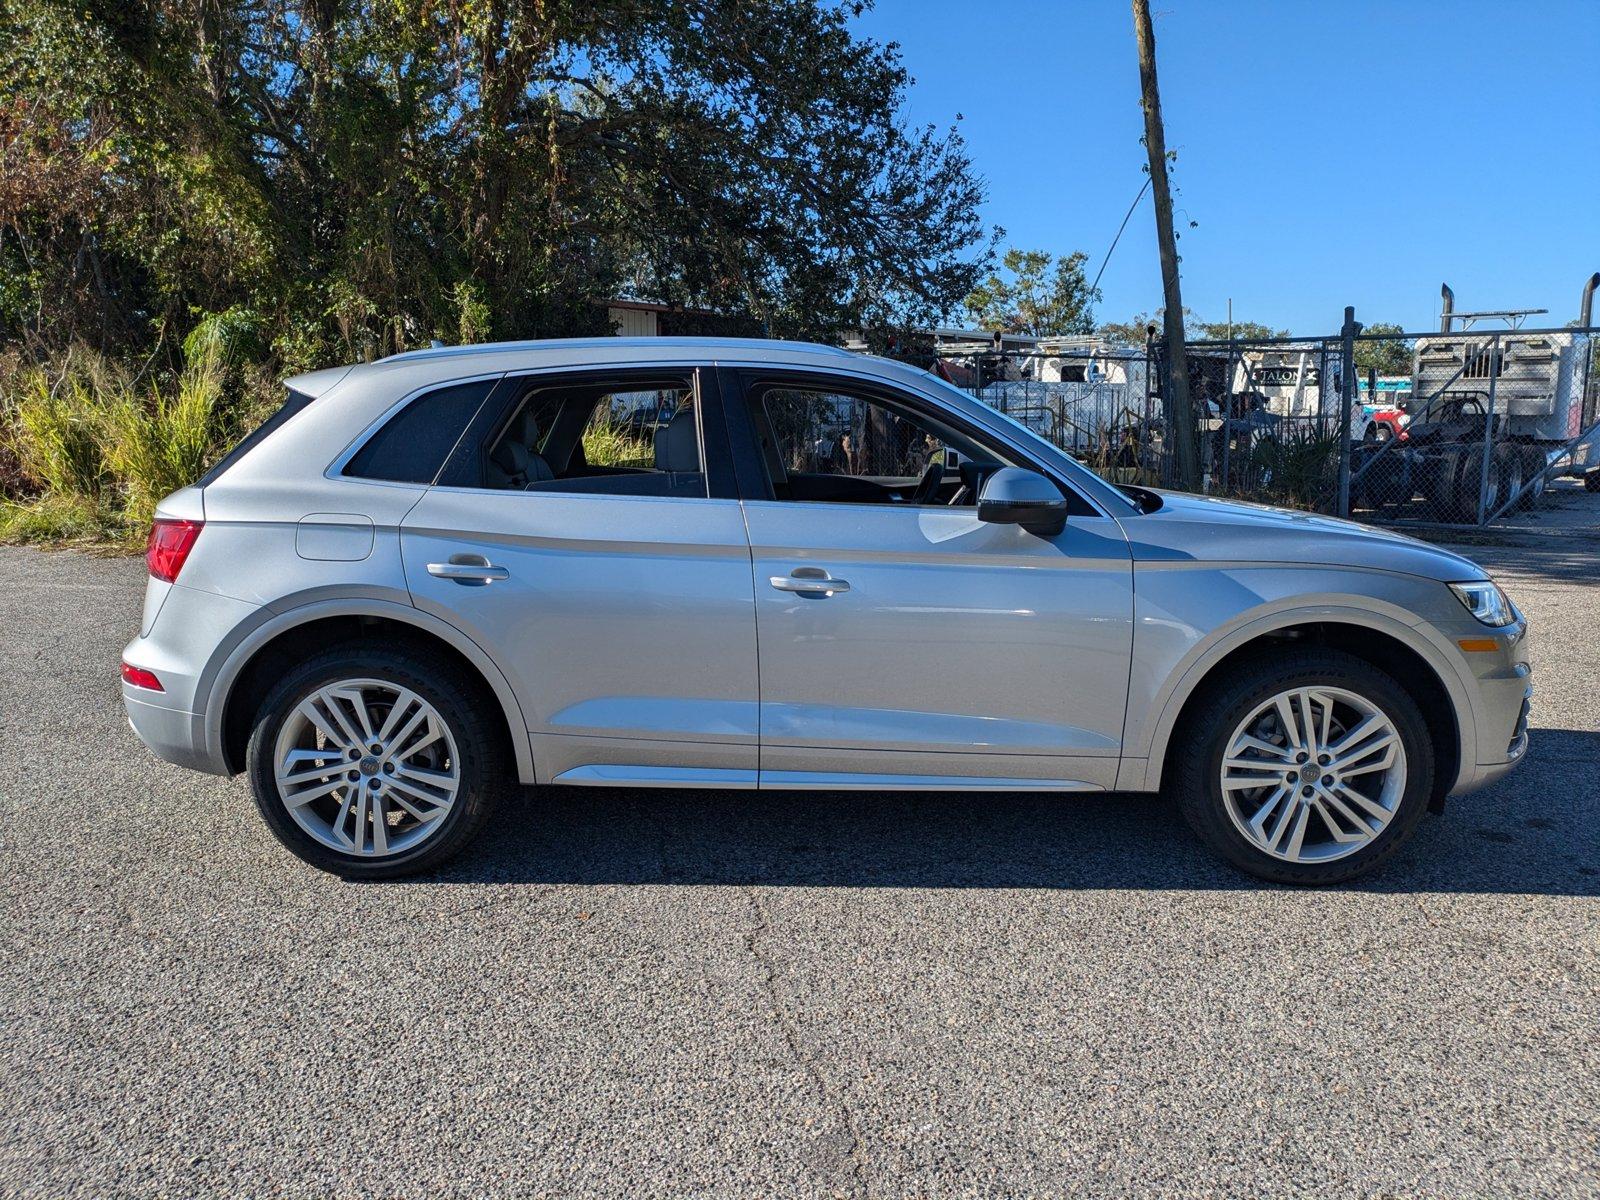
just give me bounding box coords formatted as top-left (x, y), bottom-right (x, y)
top-left (743, 886), bottom-right (871, 1197)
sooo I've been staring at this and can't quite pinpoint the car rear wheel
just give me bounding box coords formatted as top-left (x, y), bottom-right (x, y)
top-left (1173, 649), bottom-right (1434, 885)
top-left (246, 645), bottom-right (508, 878)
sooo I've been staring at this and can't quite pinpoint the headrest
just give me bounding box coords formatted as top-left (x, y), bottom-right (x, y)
top-left (491, 438), bottom-right (529, 476)
top-left (504, 407), bottom-right (541, 449)
top-left (654, 409), bottom-right (700, 473)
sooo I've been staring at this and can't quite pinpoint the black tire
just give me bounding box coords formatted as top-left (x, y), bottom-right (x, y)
top-left (1586, 466), bottom-right (1600, 494)
top-left (1453, 446), bottom-right (1492, 523)
top-left (1493, 443), bottom-right (1525, 516)
top-left (246, 643), bottom-right (510, 878)
top-left (1520, 445), bottom-right (1549, 508)
top-left (1172, 648), bottom-right (1435, 886)
top-left (1418, 448), bottom-right (1462, 518)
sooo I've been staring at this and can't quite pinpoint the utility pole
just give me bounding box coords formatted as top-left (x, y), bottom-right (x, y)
top-left (1336, 305), bottom-right (1359, 518)
top-left (1132, 0), bottom-right (1200, 492)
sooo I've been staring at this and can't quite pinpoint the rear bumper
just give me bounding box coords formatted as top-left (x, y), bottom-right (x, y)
top-left (123, 688), bottom-right (229, 775)
top-left (121, 582), bottom-right (261, 776)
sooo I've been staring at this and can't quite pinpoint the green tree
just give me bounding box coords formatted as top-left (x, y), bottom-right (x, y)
top-left (1192, 318), bottom-right (1289, 341)
top-left (0, 0), bottom-right (994, 367)
top-left (1353, 322), bottom-right (1412, 376)
top-left (1097, 311), bottom-right (1289, 344)
top-left (1096, 314), bottom-right (1161, 345)
top-left (963, 247), bottom-right (1098, 337)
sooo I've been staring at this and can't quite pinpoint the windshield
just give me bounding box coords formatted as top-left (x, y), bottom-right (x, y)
top-left (913, 369), bottom-right (1142, 513)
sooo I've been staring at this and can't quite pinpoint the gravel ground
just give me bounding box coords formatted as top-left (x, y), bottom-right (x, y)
top-left (1, 535), bottom-right (1596, 1199)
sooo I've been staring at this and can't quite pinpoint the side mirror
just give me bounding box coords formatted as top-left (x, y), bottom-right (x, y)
top-left (977, 467), bottom-right (1068, 537)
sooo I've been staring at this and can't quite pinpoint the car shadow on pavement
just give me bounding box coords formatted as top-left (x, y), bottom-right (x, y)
top-left (428, 728), bottom-right (1599, 896)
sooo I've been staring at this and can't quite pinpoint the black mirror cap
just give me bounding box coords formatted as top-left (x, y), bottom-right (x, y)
top-left (977, 467), bottom-right (1068, 537)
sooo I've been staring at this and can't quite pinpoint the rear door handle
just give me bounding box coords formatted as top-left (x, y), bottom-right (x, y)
top-left (427, 555), bottom-right (509, 585)
top-left (770, 566), bottom-right (850, 596)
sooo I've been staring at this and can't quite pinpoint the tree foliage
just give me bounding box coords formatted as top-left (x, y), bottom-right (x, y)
top-left (962, 247), bottom-right (1097, 337)
top-left (1192, 318), bottom-right (1289, 342)
top-left (0, 0), bottom-right (993, 369)
top-left (1096, 309), bottom-right (1289, 345)
top-left (1352, 322), bottom-right (1412, 376)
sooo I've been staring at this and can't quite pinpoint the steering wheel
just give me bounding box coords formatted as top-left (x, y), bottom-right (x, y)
top-left (909, 460), bottom-right (944, 505)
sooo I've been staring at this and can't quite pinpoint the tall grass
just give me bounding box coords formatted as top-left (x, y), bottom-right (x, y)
top-left (100, 337), bottom-right (225, 527)
top-left (8, 356), bottom-right (107, 498)
top-left (1, 336), bottom-right (231, 544)
top-left (581, 410), bottom-right (655, 469)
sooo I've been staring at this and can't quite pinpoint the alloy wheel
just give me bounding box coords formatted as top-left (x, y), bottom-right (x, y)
top-left (272, 678), bottom-right (461, 858)
top-left (1219, 686), bottom-right (1407, 864)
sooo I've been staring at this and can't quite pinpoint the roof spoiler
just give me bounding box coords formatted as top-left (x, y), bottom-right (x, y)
top-left (281, 364), bottom-right (355, 400)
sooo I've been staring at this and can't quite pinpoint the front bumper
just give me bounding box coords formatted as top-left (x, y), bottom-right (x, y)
top-left (1449, 613), bottom-right (1533, 795)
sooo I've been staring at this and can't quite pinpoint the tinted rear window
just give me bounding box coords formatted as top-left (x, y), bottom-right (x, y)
top-left (344, 379), bottom-right (498, 484)
top-left (197, 388), bottom-right (316, 488)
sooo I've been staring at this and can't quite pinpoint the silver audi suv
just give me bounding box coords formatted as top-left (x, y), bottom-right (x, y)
top-left (121, 338), bottom-right (1531, 884)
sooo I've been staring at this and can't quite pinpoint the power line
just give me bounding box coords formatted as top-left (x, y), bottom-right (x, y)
top-left (1088, 176), bottom-right (1152, 299)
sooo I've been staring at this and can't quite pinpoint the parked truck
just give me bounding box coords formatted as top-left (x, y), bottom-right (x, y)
top-left (1353, 275), bottom-right (1599, 520)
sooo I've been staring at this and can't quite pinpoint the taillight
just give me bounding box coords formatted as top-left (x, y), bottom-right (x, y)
top-left (146, 518), bottom-right (203, 582)
top-left (121, 662), bottom-right (164, 691)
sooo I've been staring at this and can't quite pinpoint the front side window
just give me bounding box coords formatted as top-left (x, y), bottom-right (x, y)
top-left (744, 380), bottom-right (1019, 507)
top-left (477, 374), bottom-right (706, 499)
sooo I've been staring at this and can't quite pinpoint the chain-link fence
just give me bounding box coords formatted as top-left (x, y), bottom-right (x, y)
top-left (920, 310), bottom-right (1599, 527)
top-left (928, 339), bottom-right (1169, 484)
top-left (1346, 324), bottom-right (1599, 523)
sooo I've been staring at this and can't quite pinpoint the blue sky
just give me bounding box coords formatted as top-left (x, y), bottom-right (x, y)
top-left (853, 0), bottom-right (1600, 335)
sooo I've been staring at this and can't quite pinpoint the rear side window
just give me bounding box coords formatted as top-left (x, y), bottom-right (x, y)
top-left (344, 379), bottom-right (498, 484)
top-left (197, 387), bottom-right (316, 487)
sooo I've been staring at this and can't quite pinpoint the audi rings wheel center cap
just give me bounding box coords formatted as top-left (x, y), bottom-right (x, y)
top-left (359, 756), bottom-right (382, 777)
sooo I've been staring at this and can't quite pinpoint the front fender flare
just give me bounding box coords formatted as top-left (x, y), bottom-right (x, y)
top-left (1121, 601), bottom-right (1477, 793)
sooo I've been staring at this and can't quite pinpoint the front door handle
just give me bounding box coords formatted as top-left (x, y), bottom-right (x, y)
top-left (427, 555), bottom-right (510, 585)
top-left (770, 566), bottom-right (851, 596)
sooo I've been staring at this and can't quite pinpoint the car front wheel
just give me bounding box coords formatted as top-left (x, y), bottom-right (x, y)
top-left (1174, 649), bottom-right (1434, 885)
top-left (246, 645), bottom-right (508, 878)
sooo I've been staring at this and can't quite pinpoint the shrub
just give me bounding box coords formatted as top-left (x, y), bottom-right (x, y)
top-left (5, 356), bottom-right (108, 497)
top-left (99, 337), bottom-right (226, 528)
top-left (1249, 426), bottom-right (1340, 509)
top-left (582, 411), bottom-right (655, 469)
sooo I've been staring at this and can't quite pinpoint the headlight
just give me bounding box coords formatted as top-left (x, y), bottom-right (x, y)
top-left (1449, 580), bottom-right (1516, 627)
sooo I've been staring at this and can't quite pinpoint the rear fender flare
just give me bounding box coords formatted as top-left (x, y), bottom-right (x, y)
top-left (198, 595), bottom-right (536, 784)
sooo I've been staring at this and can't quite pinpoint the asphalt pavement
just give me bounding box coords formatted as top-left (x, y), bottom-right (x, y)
top-left (1, 533), bottom-right (1596, 1199)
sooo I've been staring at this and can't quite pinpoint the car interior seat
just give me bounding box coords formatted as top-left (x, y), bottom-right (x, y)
top-left (487, 408), bottom-right (555, 488)
top-left (653, 408), bottom-right (701, 474)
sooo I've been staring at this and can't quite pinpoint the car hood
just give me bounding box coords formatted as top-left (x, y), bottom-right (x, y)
top-left (1116, 491), bottom-right (1489, 583)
